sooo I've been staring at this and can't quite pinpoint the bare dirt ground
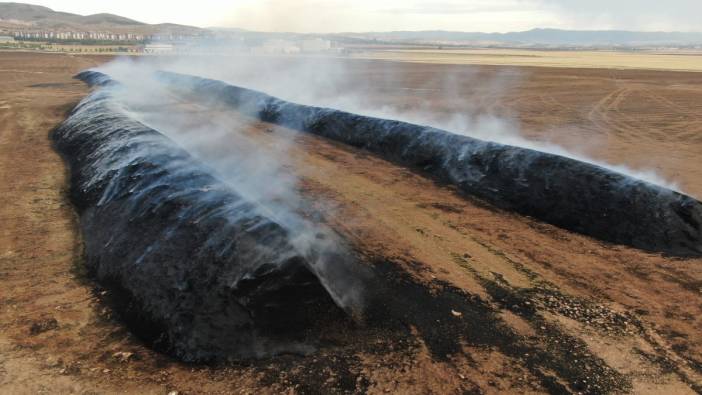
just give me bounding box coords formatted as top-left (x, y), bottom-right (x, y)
top-left (1, 52), bottom-right (702, 394)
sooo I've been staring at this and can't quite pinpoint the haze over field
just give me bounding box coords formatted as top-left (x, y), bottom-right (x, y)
top-left (2, 2), bottom-right (702, 47)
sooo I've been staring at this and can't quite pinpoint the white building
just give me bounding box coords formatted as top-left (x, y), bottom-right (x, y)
top-left (143, 43), bottom-right (174, 54)
top-left (252, 39), bottom-right (300, 55)
top-left (300, 38), bottom-right (331, 52)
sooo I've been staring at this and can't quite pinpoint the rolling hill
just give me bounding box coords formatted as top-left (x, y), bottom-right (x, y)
top-left (0, 2), bottom-right (202, 35)
top-left (339, 28), bottom-right (702, 47)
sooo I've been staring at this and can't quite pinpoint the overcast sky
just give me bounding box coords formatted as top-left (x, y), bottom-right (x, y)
top-left (25, 0), bottom-right (702, 33)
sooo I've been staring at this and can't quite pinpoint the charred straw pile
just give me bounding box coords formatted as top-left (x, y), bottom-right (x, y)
top-left (157, 71), bottom-right (702, 257)
top-left (53, 71), bottom-right (360, 362)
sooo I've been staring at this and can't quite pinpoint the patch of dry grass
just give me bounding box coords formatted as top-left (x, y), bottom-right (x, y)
top-left (353, 48), bottom-right (702, 72)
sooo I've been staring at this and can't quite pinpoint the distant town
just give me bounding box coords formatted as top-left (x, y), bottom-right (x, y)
top-left (12, 30), bottom-right (152, 42)
top-left (0, 29), bottom-right (347, 55)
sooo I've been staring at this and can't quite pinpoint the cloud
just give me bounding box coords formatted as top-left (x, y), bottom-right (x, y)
top-left (27, 0), bottom-right (702, 32)
top-left (375, 0), bottom-right (542, 15)
top-left (541, 0), bottom-right (702, 31)
top-left (217, 0), bottom-right (561, 33)
top-left (182, 0), bottom-right (702, 33)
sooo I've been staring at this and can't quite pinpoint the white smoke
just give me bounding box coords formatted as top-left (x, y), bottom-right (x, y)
top-left (94, 59), bottom-right (368, 320)
top-left (95, 49), bottom-right (686, 208)
top-left (98, 53), bottom-right (683, 192)
top-left (85, 49), bottom-right (688, 327)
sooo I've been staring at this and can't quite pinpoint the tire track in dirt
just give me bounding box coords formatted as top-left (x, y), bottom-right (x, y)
top-left (587, 87), bottom-right (646, 140)
top-left (640, 88), bottom-right (702, 142)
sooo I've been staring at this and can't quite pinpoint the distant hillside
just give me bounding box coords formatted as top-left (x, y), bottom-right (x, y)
top-left (340, 28), bottom-right (702, 47)
top-left (206, 27), bottom-right (702, 49)
top-left (3, 2), bottom-right (702, 48)
top-left (0, 2), bottom-right (202, 35)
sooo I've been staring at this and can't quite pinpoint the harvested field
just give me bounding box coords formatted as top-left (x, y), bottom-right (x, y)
top-left (1, 51), bottom-right (702, 394)
top-left (354, 48), bottom-right (702, 72)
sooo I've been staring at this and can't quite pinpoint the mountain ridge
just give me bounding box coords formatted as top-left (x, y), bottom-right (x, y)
top-left (3, 2), bottom-right (702, 47)
top-left (334, 28), bottom-right (702, 46)
top-left (0, 2), bottom-right (201, 34)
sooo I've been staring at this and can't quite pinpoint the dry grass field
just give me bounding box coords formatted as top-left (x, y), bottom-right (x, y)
top-left (1, 51), bottom-right (702, 394)
top-left (354, 48), bottom-right (702, 72)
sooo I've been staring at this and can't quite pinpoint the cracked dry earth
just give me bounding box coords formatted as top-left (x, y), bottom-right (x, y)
top-left (1, 52), bottom-right (702, 394)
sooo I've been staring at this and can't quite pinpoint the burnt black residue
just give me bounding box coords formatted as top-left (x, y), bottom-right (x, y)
top-left (248, 258), bottom-right (630, 394)
top-left (365, 260), bottom-right (629, 394)
top-left (156, 70), bottom-right (702, 257)
top-left (29, 82), bottom-right (72, 88)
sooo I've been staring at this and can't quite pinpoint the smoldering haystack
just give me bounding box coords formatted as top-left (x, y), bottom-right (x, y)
top-left (158, 71), bottom-right (702, 257)
top-left (52, 72), bottom-right (363, 362)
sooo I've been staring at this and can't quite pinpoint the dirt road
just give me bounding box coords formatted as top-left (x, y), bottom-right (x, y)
top-left (1, 52), bottom-right (702, 394)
